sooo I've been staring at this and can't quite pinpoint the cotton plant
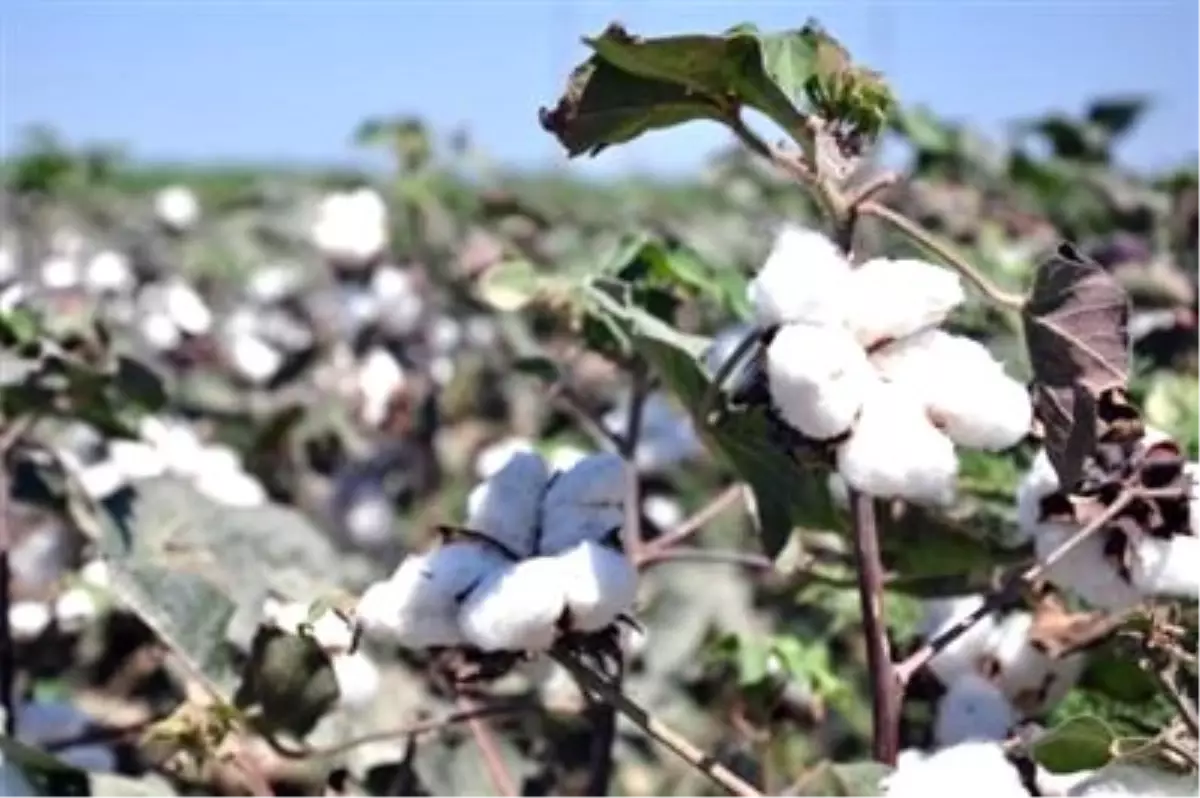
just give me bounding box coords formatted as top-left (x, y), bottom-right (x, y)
top-left (745, 226), bottom-right (1033, 507)
top-left (356, 451), bottom-right (637, 658)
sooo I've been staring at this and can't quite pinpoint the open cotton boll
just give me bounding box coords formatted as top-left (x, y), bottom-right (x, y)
top-left (1035, 523), bottom-right (1142, 611)
top-left (228, 331), bottom-right (284, 385)
top-left (164, 281), bottom-right (213, 336)
top-left (372, 265), bottom-right (426, 335)
top-left (987, 611), bottom-right (1085, 715)
top-left (155, 186), bottom-right (200, 231)
top-left (108, 440), bottom-right (168, 481)
top-left (247, 264), bottom-right (301, 304)
top-left (356, 543), bottom-right (506, 648)
top-left (538, 453), bottom-right (627, 555)
top-left (604, 392), bottom-right (702, 473)
top-left (331, 652), bottom-right (381, 709)
top-left (766, 322), bottom-right (875, 440)
top-left (467, 451), bottom-right (550, 557)
top-left (54, 587), bottom-right (99, 634)
top-left (79, 560), bottom-right (110, 590)
top-left (934, 672), bottom-right (1018, 746)
top-left (312, 190), bottom-right (389, 264)
top-left (836, 380), bottom-right (958, 506)
top-left (41, 255), bottom-right (81, 290)
top-left (195, 468), bottom-right (267, 508)
top-left (871, 330), bottom-right (1031, 451)
top-left (746, 226), bottom-right (852, 328)
top-left (76, 459), bottom-right (126, 499)
top-left (357, 347), bottom-right (405, 428)
top-left (459, 557), bottom-right (568, 652)
top-left (139, 311), bottom-right (182, 352)
top-left (1129, 534), bottom-right (1200, 600)
top-left (557, 540), bottom-right (638, 632)
top-left (845, 258), bottom-right (965, 349)
top-left (84, 250), bottom-right (134, 294)
top-left (643, 494), bottom-right (684, 531)
top-left (920, 594), bottom-right (999, 685)
top-left (883, 741), bottom-right (1028, 798)
top-left (9, 600), bottom-right (52, 641)
top-left (1014, 449), bottom-right (1061, 546)
top-left (475, 436), bottom-right (537, 481)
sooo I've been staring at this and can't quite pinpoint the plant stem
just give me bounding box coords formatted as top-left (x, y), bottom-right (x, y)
top-left (619, 363), bottom-right (649, 560)
top-left (457, 692), bottom-right (517, 797)
top-left (553, 650), bottom-right (763, 798)
top-left (860, 201), bottom-right (1026, 309)
top-left (637, 547), bottom-right (773, 571)
top-left (848, 491), bottom-right (899, 765)
top-left (636, 484), bottom-right (745, 564)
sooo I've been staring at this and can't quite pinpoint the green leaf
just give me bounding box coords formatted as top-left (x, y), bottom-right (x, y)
top-left (113, 356), bottom-right (168, 415)
top-left (0, 736), bottom-right (90, 796)
top-left (234, 626), bottom-right (339, 738)
top-left (1033, 715), bottom-right (1117, 773)
top-left (476, 258), bottom-right (542, 312)
top-left (511, 355), bottom-right (562, 383)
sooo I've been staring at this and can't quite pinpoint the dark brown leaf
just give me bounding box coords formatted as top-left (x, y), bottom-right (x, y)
top-left (1023, 243), bottom-right (1132, 488)
top-left (1028, 589), bottom-right (1117, 658)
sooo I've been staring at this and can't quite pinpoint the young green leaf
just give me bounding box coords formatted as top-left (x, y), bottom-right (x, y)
top-left (1032, 715), bottom-right (1118, 773)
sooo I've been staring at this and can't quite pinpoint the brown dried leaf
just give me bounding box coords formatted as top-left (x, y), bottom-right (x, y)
top-left (1023, 243), bottom-right (1132, 488)
top-left (1029, 590), bottom-right (1118, 659)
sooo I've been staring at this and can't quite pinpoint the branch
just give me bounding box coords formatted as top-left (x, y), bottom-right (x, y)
top-left (636, 484), bottom-right (745, 565)
top-left (456, 692), bottom-right (517, 797)
top-left (551, 382), bottom-right (625, 452)
top-left (619, 363), bottom-right (650, 560)
top-left (552, 650), bottom-right (763, 797)
top-left (637, 547), bottom-right (773, 571)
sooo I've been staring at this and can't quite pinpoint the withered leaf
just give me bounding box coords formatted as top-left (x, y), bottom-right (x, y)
top-left (1029, 589), bottom-right (1118, 659)
top-left (1023, 243), bottom-right (1131, 488)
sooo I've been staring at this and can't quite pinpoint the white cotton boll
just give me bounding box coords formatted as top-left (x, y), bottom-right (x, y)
top-left (40, 255), bottom-right (80, 289)
top-left (539, 453), bottom-right (628, 554)
top-left (262, 597), bottom-right (309, 633)
top-left (467, 451), bottom-right (550, 557)
top-left (538, 662), bottom-right (586, 715)
top-left (155, 186), bottom-right (200, 231)
top-left (312, 190), bottom-right (389, 264)
top-left (84, 250), bottom-right (133, 294)
top-left (557, 540), bottom-right (638, 632)
top-left (164, 281), bottom-right (213, 335)
top-left (643, 494), bottom-right (684, 531)
top-left (228, 332), bottom-right (284, 385)
top-left (197, 444), bottom-right (243, 476)
top-left (80, 560), bottom-right (110, 590)
top-left (306, 606), bottom-right (357, 652)
top-left (345, 493), bottom-right (394, 546)
top-left (331, 652), bottom-right (380, 709)
top-left (1186, 462), bottom-right (1199, 537)
top-left (766, 322), bottom-right (875, 439)
top-left (845, 258), bottom-right (965, 349)
top-left (475, 437), bottom-right (537, 481)
top-left (358, 347), bottom-right (405, 427)
top-left (372, 265), bottom-right (425, 335)
top-left (247, 264), bottom-right (300, 304)
top-left (987, 611), bottom-right (1085, 715)
top-left (356, 543), bottom-right (505, 648)
top-left (1130, 534), bottom-right (1200, 600)
top-left (77, 460), bottom-right (126, 499)
top-left (108, 440), bottom-right (168, 481)
top-left (194, 468), bottom-right (267, 508)
top-left (9, 600), bottom-right (52, 641)
top-left (871, 330), bottom-right (1031, 451)
top-left (883, 741), bottom-right (1027, 798)
top-left (458, 558), bottom-right (567, 652)
top-left (139, 312), bottom-right (181, 352)
top-left (934, 673), bottom-right (1018, 746)
top-left (1035, 523), bottom-right (1142, 611)
top-left (836, 380), bottom-right (958, 507)
top-left (1014, 449), bottom-right (1061, 547)
top-left (430, 316), bottom-right (463, 353)
top-left (920, 595), bottom-right (999, 685)
top-left (746, 226), bottom-right (852, 328)
top-left (158, 423), bottom-right (204, 475)
top-left (54, 587), bottom-right (98, 633)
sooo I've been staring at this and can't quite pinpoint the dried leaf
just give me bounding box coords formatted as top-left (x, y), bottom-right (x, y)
top-left (1029, 590), bottom-right (1116, 658)
top-left (1023, 243), bottom-right (1131, 488)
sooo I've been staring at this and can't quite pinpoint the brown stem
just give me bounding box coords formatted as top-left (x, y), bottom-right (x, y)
top-left (848, 491), bottom-right (899, 765)
top-left (845, 172), bottom-right (900, 209)
top-left (457, 693), bottom-right (517, 797)
top-left (0, 413), bottom-right (34, 737)
top-left (637, 547), bottom-right (773, 572)
top-left (551, 383), bottom-right (625, 452)
top-left (725, 111), bottom-right (773, 160)
top-left (552, 650), bottom-right (763, 797)
top-left (860, 201), bottom-right (1025, 310)
top-left (1148, 659), bottom-right (1200, 738)
top-left (619, 363), bottom-right (649, 560)
top-left (636, 484), bottom-right (745, 564)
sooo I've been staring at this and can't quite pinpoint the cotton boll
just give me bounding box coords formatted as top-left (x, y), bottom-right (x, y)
top-left (344, 491), bottom-right (395, 546)
top-left (54, 587), bottom-right (98, 633)
top-left (371, 265), bottom-right (425, 335)
top-left (228, 331), bottom-right (284, 385)
top-left (0, 240), bottom-right (18, 284)
top-left (475, 437), bottom-right (537, 481)
top-left (430, 316), bottom-right (463, 353)
top-left (355, 543), bottom-right (505, 648)
top-left (331, 652), bottom-right (381, 709)
top-left (871, 330), bottom-right (1031, 451)
top-left (139, 312), bottom-right (181, 352)
top-left (458, 558), bottom-right (567, 652)
top-left (84, 250), bottom-right (133, 294)
top-left (836, 380), bottom-right (958, 506)
top-left (358, 347), bottom-right (405, 428)
top-left (307, 606), bottom-right (358, 653)
top-left (920, 595), bottom-right (999, 685)
top-left (164, 281), bottom-right (213, 335)
top-left (539, 453), bottom-right (627, 554)
top-left (467, 451), bottom-right (550, 557)
top-left (108, 440), bottom-right (168, 481)
top-left (40, 255), bottom-right (81, 289)
top-left (1187, 462), bottom-right (1199, 537)
top-left (9, 600), bottom-right (52, 641)
top-left (77, 459), bottom-right (126, 499)
top-left (605, 393), bottom-right (702, 473)
top-left (746, 226), bottom-right (852, 328)
top-left (557, 540), bottom-right (638, 632)
top-left (934, 673), bottom-right (1018, 746)
top-left (155, 185), bottom-right (200, 231)
top-left (1014, 449), bottom-right (1061, 547)
top-left (79, 560), bottom-right (110, 590)
top-left (643, 494), bottom-right (684, 531)
top-left (195, 468), bottom-right (267, 508)
top-left (312, 190), bottom-right (389, 264)
top-left (1035, 523), bottom-right (1142, 611)
top-left (247, 264), bottom-right (301, 304)
top-left (883, 742), bottom-right (1027, 798)
top-left (1129, 534), bottom-right (1200, 600)
top-left (987, 611), bottom-right (1085, 715)
top-left (766, 322), bottom-right (875, 439)
top-left (845, 258), bottom-right (965, 349)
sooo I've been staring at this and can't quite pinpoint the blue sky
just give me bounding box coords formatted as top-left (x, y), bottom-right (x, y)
top-left (2, 1), bottom-right (1197, 176)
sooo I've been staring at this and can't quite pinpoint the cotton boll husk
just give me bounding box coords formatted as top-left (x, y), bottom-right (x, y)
top-left (883, 741), bottom-right (1027, 798)
top-left (467, 451), bottom-right (550, 557)
top-left (164, 281), bottom-right (213, 335)
top-left (746, 226), bottom-right (853, 328)
top-left (766, 322), bottom-right (875, 439)
top-left (871, 330), bottom-right (1031, 451)
top-left (1013, 449), bottom-right (1061, 547)
top-left (987, 611), bottom-right (1085, 715)
top-left (539, 453), bottom-right (628, 554)
top-left (458, 558), bottom-right (567, 652)
top-left (836, 380), bottom-right (958, 506)
top-left (84, 250), bottom-right (133, 294)
top-left (475, 437), bottom-right (537, 481)
top-left (54, 588), bottom-right (99, 634)
top-left (1035, 523), bottom-right (1143, 611)
top-left (920, 595), bottom-right (999, 685)
top-left (934, 673), bottom-right (1018, 746)
top-left (355, 543), bottom-right (505, 648)
top-left (108, 440), bottom-right (168, 481)
top-left (845, 258), bottom-right (965, 349)
top-left (9, 600), bottom-right (52, 641)
top-left (155, 186), bottom-right (200, 231)
top-left (330, 652), bottom-right (380, 709)
top-left (557, 540), bottom-right (638, 632)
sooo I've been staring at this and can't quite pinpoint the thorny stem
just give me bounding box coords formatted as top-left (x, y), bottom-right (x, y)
top-left (456, 692), bottom-right (518, 797)
top-left (848, 492), bottom-right (899, 765)
top-left (895, 490), bottom-right (1136, 685)
top-left (860, 201), bottom-right (1026, 310)
top-left (552, 650), bottom-right (764, 798)
top-left (636, 483), bottom-right (745, 565)
top-left (0, 413), bottom-right (34, 737)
